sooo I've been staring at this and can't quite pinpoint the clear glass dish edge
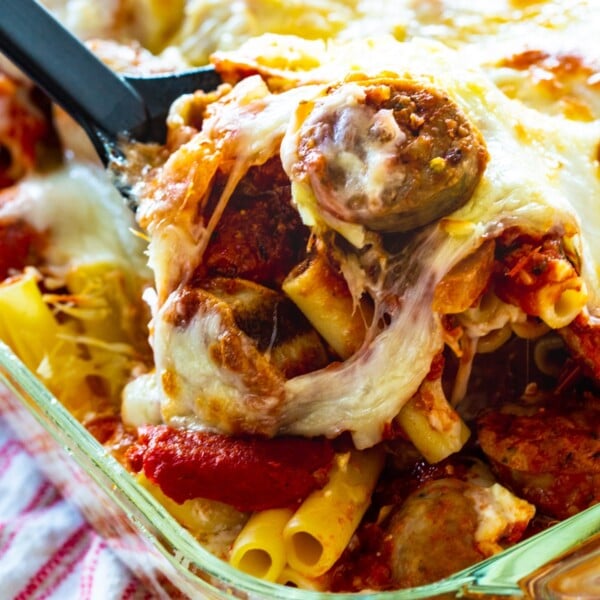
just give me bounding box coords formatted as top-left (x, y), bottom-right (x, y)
top-left (1, 340), bottom-right (599, 599)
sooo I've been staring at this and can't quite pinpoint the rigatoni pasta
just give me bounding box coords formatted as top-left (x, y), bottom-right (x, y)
top-left (277, 566), bottom-right (325, 590)
top-left (538, 287), bottom-right (589, 330)
top-left (494, 235), bottom-right (589, 329)
top-left (282, 251), bottom-right (370, 359)
top-left (230, 508), bottom-right (292, 581)
top-left (1, 0), bottom-right (600, 596)
top-left (282, 449), bottom-right (384, 577)
top-left (396, 374), bottom-right (471, 464)
top-left (0, 269), bottom-right (58, 372)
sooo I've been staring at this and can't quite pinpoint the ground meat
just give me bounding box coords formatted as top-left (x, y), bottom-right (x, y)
top-left (198, 157), bottom-right (309, 288)
top-left (560, 313), bottom-right (600, 381)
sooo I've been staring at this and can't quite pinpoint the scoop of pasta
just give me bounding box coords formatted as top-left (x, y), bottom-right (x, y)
top-left (135, 35), bottom-right (596, 450)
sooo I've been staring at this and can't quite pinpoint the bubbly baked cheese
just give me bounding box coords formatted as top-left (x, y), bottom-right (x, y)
top-left (134, 30), bottom-right (600, 448)
top-left (153, 0), bottom-right (600, 69)
top-left (279, 38), bottom-right (598, 446)
top-left (3, 1), bottom-right (597, 592)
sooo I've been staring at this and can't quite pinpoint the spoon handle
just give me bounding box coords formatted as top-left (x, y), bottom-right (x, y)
top-left (0, 0), bottom-right (148, 139)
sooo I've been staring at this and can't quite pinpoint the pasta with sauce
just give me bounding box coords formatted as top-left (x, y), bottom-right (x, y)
top-left (0, 0), bottom-right (599, 595)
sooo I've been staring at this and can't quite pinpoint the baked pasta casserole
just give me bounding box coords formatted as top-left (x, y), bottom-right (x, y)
top-left (0, 0), bottom-right (599, 593)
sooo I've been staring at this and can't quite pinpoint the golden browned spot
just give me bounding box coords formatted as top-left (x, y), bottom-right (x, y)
top-left (499, 50), bottom-right (600, 121)
top-left (166, 281), bottom-right (324, 407)
top-left (433, 239), bottom-right (496, 314)
top-left (499, 49), bottom-right (550, 70)
top-left (161, 369), bottom-right (178, 397)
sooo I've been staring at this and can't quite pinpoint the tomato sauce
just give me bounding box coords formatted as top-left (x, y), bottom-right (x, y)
top-left (0, 218), bottom-right (46, 280)
top-left (197, 157), bottom-right (309, 288)
top-left (127, 425), bottom-right (335, 512)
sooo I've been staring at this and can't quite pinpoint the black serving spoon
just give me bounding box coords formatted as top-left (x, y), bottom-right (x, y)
top-left (0, 0), bottom-right (220, 189)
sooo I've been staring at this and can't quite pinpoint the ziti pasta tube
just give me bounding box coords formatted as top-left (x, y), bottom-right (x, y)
top-left (283, 448), bottom-right (384, 577)
top-left (0, 268), bottom-right (58, 371)
top-left (282, 252), bottom-right (370, 359)
top-left (396, 374), bottom-right (470, 464)
top-left (277, 566), bottom-right (325, 590)
top-left (229, 508), bottom-right (293, 582)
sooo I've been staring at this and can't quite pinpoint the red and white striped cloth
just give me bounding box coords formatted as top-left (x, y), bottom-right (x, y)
top-left (0, 412), bottom-right (153, 600)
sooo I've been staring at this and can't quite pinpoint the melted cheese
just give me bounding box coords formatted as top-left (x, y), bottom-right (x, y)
top-left (168, 0), bottom-right (363, 65)
top-left (40, 0), bottom-right (124, 40)
top-left (41, 0), bottom-right (184, 52)
top-left (277, 37), bottom-right (600, 445)
top-left (143, 33), bottom-right (600, 448)
top-left (137, 77), bottom-right (322, 302)
top-left (466, 483), bottom-right (536, 556)
top-left (167, 0), bottom-right (599, 66)
top-left (0, 163), bottom-right (149, 277)
top-left (153, 287), bottom-right (284, 435)
top-left (279, 36), bottom-right (600, 298)
top-left (121, 371), bottom-right (162, 428)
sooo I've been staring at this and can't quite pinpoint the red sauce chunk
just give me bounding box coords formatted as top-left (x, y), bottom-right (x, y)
top-left (127, 425), bottom-right (335, 512)
top-left (493, 233), bottom-right (574, 317)
top-left (0, 74), bottom-right (53, 187)
top-left (196, 157), bottom-right (309, 288)
top-left (0, 218), bottom-right (46, 280)
top-left (329, 522), bottom-right (393, 592)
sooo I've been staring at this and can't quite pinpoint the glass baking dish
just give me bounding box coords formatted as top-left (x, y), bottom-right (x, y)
top-left (0, 339), bottom-right (599, 600)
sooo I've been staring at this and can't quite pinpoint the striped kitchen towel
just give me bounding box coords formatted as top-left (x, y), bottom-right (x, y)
top-left (0, 413), bottom-right (153, 599)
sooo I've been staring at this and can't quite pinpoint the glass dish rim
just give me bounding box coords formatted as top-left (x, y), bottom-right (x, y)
top-left (1, 340), bottom-right (599, 599)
